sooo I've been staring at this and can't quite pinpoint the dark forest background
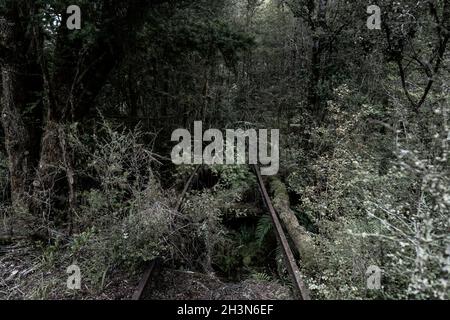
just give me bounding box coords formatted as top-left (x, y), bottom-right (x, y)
top-left (0, 0), bottom-right (448, 300)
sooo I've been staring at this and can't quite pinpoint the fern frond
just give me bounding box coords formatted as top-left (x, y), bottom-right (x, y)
top-left (256, 215), bottom-right (273, 248)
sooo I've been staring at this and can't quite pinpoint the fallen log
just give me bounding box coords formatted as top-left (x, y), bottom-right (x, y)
top-left (268, 177), bottom-right (318, 272)
top-left (253, 166), bottom-right (310, 300)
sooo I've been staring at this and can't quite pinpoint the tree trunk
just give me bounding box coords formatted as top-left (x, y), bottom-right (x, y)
top-left (1, 2), bottom-right (43, 207)
top-left (1, 0), bottom-right (165, 236)
top-left (307, 0), bottom-right (328, 124)
top-left (1, 65), bottom-right (32, 205)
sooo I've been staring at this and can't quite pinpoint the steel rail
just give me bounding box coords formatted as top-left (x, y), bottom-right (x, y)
top-left (131, 258), bottom-right (162, 300)
top-left (252, 165), bottom-right (311, 300)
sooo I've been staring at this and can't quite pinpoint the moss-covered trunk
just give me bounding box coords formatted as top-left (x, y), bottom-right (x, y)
top-left (268, 177), bottom-right (318, 272)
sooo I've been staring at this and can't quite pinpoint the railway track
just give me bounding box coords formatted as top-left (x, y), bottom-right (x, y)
top-left (132, 165), bottom-right (311, 300)
top-left (252, 165), bottom-right (310, 300)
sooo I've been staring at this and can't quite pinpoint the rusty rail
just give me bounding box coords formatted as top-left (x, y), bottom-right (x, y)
top-left (131, 258), bottom-right (162, 300)
top-left (252, 165), bottom-right (311, 300)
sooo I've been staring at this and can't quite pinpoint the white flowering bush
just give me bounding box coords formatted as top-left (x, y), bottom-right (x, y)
top-left (65, 122), bottom-right (181, 284)
top-left (286, 82), bottom-right (449, 299)
top-left (361, 98), bottom-right (450, 299)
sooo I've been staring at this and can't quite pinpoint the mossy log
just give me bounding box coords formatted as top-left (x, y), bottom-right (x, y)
top-left (268, 177), bottom-right (318, 272)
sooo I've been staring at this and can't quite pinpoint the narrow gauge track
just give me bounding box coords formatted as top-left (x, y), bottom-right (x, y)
top-left (132, 165), bottom-right (311, 300)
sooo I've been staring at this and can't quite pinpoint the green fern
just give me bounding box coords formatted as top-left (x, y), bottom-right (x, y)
top-left (251, 272), bottom-right (272, 282)
top-left (256, 215), bottom-right (273, 248)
